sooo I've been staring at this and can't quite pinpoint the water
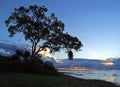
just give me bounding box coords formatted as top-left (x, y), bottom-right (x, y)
top-left (59, 70), bottom-right (120, 86)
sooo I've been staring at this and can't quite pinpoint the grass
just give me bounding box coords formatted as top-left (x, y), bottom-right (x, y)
top-left (0, 72), bottom-right (119, 87)
top-left (0, 73), bottom-right (72, 87)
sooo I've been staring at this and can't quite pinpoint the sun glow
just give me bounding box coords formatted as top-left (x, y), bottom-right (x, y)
top-left (102, 61), bottom-right (114, 66)
top-left (38, 48), bottom-right (52, 58)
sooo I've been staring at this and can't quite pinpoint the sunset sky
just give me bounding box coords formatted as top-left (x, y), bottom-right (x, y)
top-left (0, 0), bottom-right (120, 59)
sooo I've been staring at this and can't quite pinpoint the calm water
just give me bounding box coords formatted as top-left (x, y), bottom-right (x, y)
top-left (59, 70), bottom-right (120, 86)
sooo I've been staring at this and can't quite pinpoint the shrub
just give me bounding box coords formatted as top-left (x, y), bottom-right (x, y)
top-left (0, 53), bottom-right (59, 75)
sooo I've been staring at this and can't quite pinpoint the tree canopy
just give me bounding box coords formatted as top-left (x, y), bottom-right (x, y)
top-left (5, 5), bottom-right (83, 59)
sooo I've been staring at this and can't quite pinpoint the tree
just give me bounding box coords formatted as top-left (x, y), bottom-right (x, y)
top-left (5, 5), bottom-right (83, 59)
top-left (68, 50), bottom-right (73, 60)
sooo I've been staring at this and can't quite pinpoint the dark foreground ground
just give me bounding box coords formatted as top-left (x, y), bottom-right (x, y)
top-left (0, 72), bottom-right (119, 87)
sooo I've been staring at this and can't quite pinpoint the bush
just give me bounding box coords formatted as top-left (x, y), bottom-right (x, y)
top-left (26, 57), bottom-right (59, 75)
top-left (0, 52), bottom-right (59, 75)
top-left (23, 50), bottom-right (30, 63)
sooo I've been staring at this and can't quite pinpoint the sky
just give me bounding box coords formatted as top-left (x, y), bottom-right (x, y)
top-left (0, 0), bottom-right (120, 60)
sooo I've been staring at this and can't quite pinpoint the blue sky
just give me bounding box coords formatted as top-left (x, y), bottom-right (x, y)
top-left (0, 0), bottom-right (120, 59)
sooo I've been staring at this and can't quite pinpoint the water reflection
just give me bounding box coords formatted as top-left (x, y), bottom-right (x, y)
top-left (59, 70), bottom-right (120, 86)
top-left (106, 76), bottom-right (115, 83)
top-left (105, 71), bottom-right (120, 86)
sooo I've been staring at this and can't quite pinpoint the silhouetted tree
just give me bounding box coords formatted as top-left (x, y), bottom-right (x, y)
top-left (68, 50), bottom-right (73, 60)
top-left (5, 5), bottom-right (83, 59)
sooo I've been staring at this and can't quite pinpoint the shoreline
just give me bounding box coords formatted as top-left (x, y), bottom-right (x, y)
top-left (0, 72), bottom-right (119, 87)
top-left (59, 68), bottom-right (120, 87)
top-left (63, 75), bottom-right (120, 87)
